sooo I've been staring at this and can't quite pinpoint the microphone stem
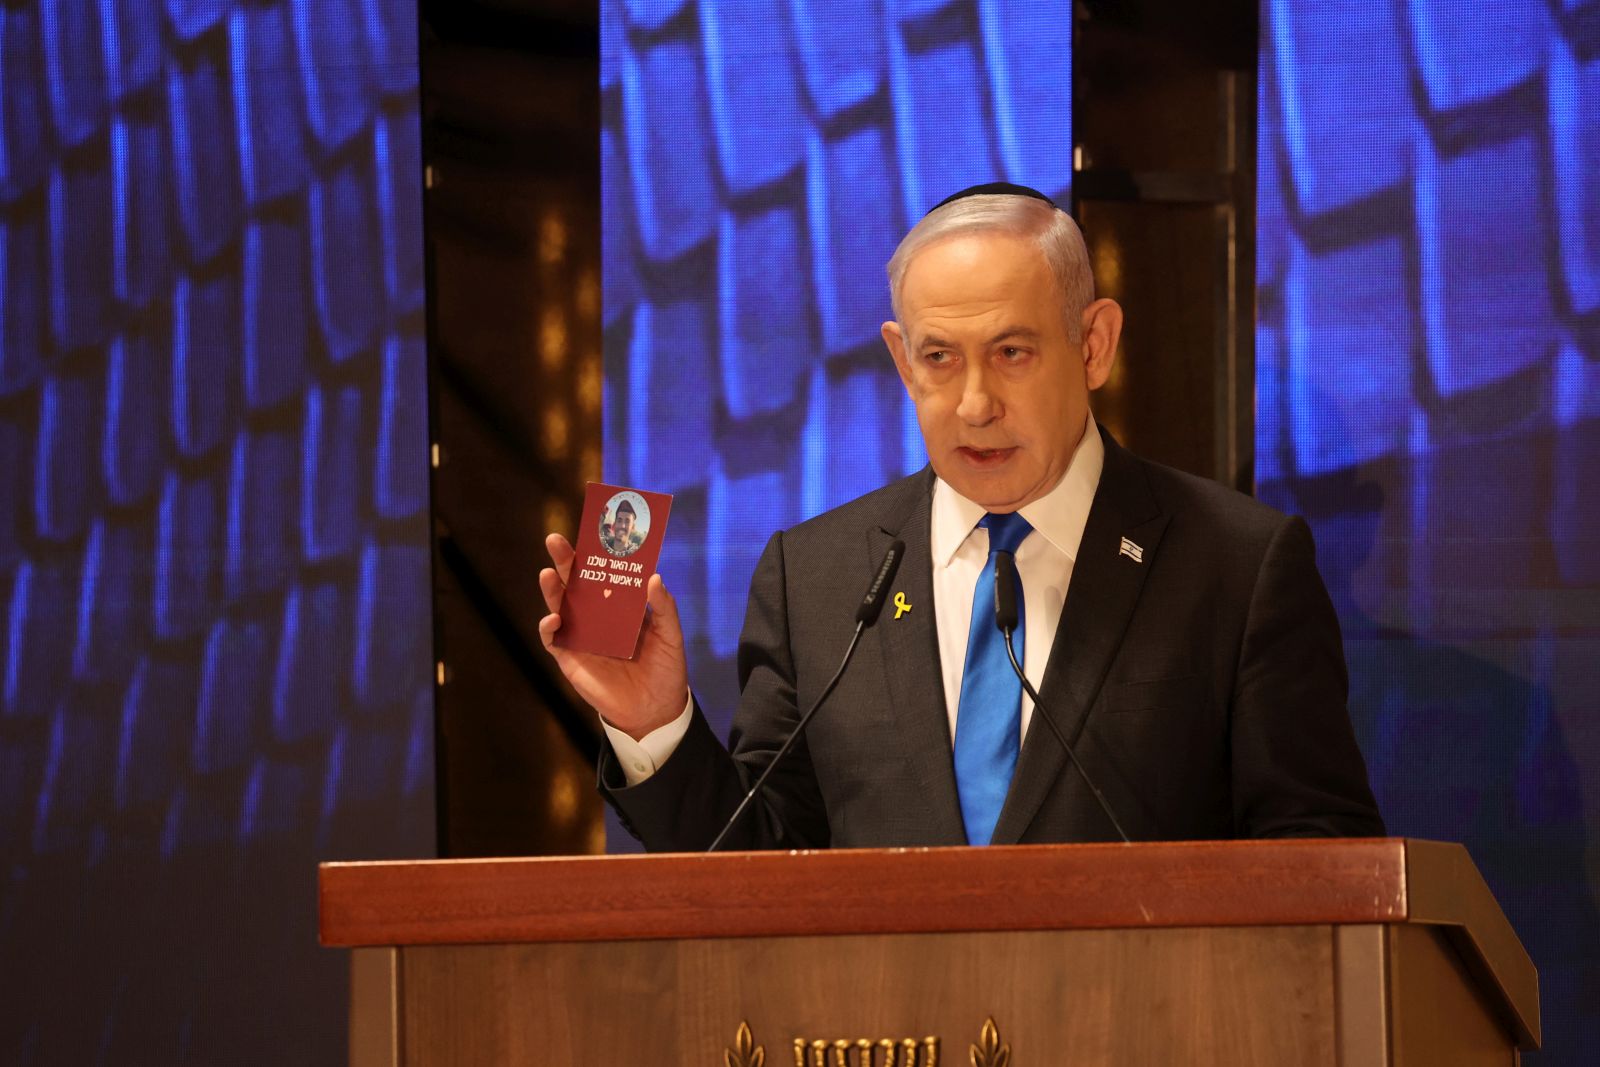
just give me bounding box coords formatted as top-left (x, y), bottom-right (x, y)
top-left (708, 620), bottom-right (867, 852)
top-left (1003, 630), bottom-right (1132, 844)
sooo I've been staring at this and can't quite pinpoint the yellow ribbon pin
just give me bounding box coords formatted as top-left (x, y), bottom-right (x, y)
top-left (892, 591), bottom-right (912, 619)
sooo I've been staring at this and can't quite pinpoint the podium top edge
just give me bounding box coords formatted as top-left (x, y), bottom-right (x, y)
top-left (318, 835), bottom-right (1403, 872)
top-left (319, 837), bottom-right (1417, 948)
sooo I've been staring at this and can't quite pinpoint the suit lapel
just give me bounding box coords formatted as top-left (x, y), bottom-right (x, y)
top-left (991, 430), bottom-right (1169, 844)
top-left (868, 471), bottom-right (967, 845)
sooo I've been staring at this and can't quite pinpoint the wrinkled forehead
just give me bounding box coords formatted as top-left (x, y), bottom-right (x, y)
top-left (900, 236), bottom-right (1060, 324)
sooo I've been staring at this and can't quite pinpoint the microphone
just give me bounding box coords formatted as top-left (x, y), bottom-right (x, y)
top-left (992, 551), bottom-right (1132, 844)
top-left (708, 540), bottom-right (906, 852)
top-left (856, 538), bottom-right (906, 625)
top-left (994, 549), bottom-right (1020, 632)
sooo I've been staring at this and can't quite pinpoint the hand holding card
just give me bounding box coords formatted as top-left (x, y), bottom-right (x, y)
top-left (539, 484), bottom-right (688, 741)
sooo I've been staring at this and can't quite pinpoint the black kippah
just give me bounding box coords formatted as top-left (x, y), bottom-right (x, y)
top-left (928, 181), bottom-right (1058, 214)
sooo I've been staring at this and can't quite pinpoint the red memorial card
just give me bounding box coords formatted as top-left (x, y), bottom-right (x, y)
top-left (553, 483), bottom-right (674, 659)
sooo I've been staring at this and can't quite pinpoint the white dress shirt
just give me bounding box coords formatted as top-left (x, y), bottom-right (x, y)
top-left (604, 416), bottom-right (1105, 785)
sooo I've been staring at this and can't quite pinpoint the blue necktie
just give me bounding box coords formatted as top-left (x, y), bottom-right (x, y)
top-left (953, 511), bottom-right (1032, 846)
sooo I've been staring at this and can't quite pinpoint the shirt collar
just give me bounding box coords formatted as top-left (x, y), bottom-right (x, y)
top-left (930, 414), bottom-right (1105, 568)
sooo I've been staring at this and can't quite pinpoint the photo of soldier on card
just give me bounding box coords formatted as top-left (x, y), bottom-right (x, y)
top-left (599, 492), bottom-right (650, 558)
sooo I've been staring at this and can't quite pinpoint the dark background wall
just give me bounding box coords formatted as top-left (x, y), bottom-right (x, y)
top-left (422, 0), bottom-right (607, 858)
top-left (0, 2), bottom-right (435, 1062)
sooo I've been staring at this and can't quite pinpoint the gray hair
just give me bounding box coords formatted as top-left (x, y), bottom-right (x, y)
top-left (886, 194), bottom-right (1095, 338)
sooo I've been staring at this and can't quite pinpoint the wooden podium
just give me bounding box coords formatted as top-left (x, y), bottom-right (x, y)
top-left (319, 839), bottom-right (1538, 1066)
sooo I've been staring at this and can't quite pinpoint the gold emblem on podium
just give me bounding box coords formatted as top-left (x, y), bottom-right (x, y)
top-left (727, 1017), bottom-right (1008, 1067)
top-left (726, 1021), bottom-right (765, 1067)
top-left (968, 1017), bottom-right (1010, 1067)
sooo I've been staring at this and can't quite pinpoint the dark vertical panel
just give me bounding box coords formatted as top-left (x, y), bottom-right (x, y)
top-left (423, 1), bottom-right (606, 857)
top-left (1074, 1), bottom-right (1257, 487)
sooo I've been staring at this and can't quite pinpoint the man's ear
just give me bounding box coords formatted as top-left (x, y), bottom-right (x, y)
top-left (882, 320), bottom-right (915, 391)
top-left (1080, 298), bottom-right (1123, 391)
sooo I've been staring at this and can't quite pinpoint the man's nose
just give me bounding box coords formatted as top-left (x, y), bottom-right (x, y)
top-left (956, 362), bottom-right (999, 424)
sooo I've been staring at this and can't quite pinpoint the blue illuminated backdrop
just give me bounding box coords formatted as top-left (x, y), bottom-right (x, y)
top-left (0, 1), bottom-right (432, 1062)
top-left (1260, 1), bottom-right (1600, 1059)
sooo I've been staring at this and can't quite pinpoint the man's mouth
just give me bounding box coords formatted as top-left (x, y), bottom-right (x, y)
top-left (956, 446), bottom-right (1017, 468)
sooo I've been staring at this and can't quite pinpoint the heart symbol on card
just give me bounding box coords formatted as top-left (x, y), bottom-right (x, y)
top-left (603, 589), bottom-right (612, 598)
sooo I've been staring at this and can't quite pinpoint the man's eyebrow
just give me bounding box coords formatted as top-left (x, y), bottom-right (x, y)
top-left (985, 326), bottom-right (1040, 346)
top-left (916, 326), bottom-right (1041, 351)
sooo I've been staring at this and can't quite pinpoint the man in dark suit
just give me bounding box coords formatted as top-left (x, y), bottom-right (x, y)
top-left (539, 183), bottom-right (1383, 851)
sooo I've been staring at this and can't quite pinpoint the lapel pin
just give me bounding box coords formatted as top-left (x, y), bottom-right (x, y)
top-left (892, 591), bottom-right (912, 619)
top-left (1118, 537), bottom-right (1144, 563)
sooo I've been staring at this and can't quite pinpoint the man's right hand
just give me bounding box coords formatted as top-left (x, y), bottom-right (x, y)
top-left (538, 533), bottom-right (690, 741)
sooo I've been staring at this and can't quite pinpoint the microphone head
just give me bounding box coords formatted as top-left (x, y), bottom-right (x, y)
top-left (993, 551), bottom-right (1019, 632)
top-left (855, 540), bottom-right (906, 625)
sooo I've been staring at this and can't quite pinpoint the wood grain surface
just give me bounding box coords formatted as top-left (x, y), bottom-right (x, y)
top-left (320, 838), bottom-right (1406, 947)
top-left (398, 926), bottom-right (1339, 1067)
top-left (1388, 924), bottom-right (1516, 1066)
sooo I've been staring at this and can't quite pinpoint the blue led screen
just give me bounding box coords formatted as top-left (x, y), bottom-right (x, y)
top-left (1260, 1), bottom-right (1600, 1059)
top-left (601, 0), bottom-right (1073, 796)
top-left (0, 2), bottom-right (433, 1062)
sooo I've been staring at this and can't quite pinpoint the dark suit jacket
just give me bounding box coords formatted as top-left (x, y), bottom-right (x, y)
top-left (601, 427), bottom-right (1384, 850)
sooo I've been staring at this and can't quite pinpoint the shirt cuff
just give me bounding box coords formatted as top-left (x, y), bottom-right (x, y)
top-left (601, 690), bottom-right (695, 786)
